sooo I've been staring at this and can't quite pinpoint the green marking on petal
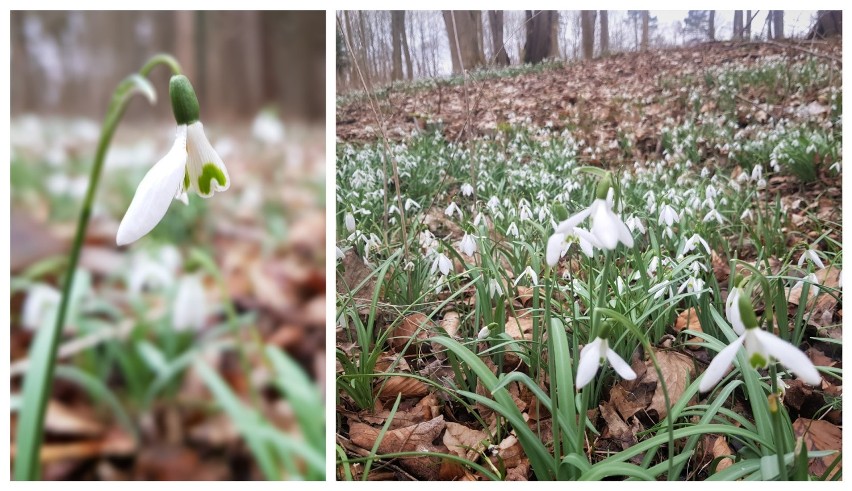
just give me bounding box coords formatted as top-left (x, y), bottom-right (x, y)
top-left (749, 352), bottom-right (768, 369)
top-left (183, 170), bottom-right (190, 190)
top-left (197, 163), bottom-right (227, 195)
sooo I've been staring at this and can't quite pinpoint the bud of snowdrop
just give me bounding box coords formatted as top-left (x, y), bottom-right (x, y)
top-left (172, 273), bottom-right (207, 332)
top-left (117, 75), bottom-right (229, 246)
top-left (507, 222), bottom-right (519, 238)
top-left (477, 326), bottom-right (491, 340)
top-left (344, 212), bottom-right (356, 232)
top-left (488, 278), bottom-right (504, 298)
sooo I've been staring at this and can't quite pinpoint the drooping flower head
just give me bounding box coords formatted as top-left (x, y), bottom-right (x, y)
top-left (576, 321), bottom-right (637, 389)
top-left (117, 74), bottom-right (230, 246)
top-left (699, 287), bottom-right (821, 392)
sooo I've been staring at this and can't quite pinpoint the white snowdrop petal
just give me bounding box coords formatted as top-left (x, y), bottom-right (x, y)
top-left (606, 349), bottom-right (636, 380)
top-left (576, 338), bottom-right (603, 389)
top-left (186, 121), bottom-right (230, 198)
top-left (172, 274), bottom-right (207, 331)
top-left (117, 126), bottom-right (188, 246)
top-left (546, 233), bottom-right (566, 267)
top-left (591, 203), bottom-right (619, 249)
top-left (752, 329), bottom-right (822, 386)
top-left (699, 334), bottom-right (746, 393)
top-left (554, 207), bottom-right (592, 234)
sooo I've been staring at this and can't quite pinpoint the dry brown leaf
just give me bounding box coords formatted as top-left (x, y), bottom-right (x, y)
top-left (350, 416), bottom-right (446, 454)
top-left (440, 311), bottom-right (461, 338)
top-left (711, 436), bottom-right (734, 472)
top-left (391, 313), bottom-right (434, 354)
top-left (375, 376), bottom-right (429, 401)
top-left (443, 422), bottom-right (489, 461)
top-left (787, 266), bottom-right (840, 328)
top-left (674, 308), bottom-right (704, 349)
top-left (599, 402), bottom-right (637, 450)
top-left (43, 400), bottom-right (105, 437)
top-left (792, 418), bottom-right (842, 478)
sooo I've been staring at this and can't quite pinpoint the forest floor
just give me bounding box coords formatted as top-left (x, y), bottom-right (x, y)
top-left (10, 119), bottom-right (326, 480)
top-left (335, 39), bottom-right (842, 481)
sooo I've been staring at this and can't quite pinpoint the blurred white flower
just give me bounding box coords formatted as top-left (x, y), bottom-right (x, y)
top-left (251, 109), bottom-right (285, 144)
top-left (658, 204), bottom-right (680, 227)
top-left (445, 201), bottom-right (463, 220)
top-left (172, 273), bottom-right (207, 332)
top-left (21, 284), bottom-right (61, 332)
top-left (459, 233), bottom-right (477, 256)
top-left (477, 326), bottom-right (490, 340)
top-left (797, 248), bottom-right (825, 270)
top-left (430, 253), bottom-right (452, 277)
top-left (344, 212), bottom-right (356, 232)
top-left (683, 233), bottom-right (711, 255)
top-left (461, 183), bottom-right (474, 197)
top-left (513, 266), bottom-right (539, 287)
top-left (488, 278), bottom-right (504, 298)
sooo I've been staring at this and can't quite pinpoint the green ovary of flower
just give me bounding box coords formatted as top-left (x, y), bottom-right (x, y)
top-left (198, 163), bottom-right (227, 195)
top-left (749, 352), bottom-right (768, 369)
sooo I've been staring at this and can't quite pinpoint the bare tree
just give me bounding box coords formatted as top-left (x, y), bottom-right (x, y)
top-left (488, 10), bottom-right (510, 65)
top-left (708, 10), bottom-right (715, 40)
top-left (745, 10), bottom-right (753, 39)
top-left (442, 10), bottom-right (486, 74)
top-left (808, 10), bottom-right (842, 39)
top-left (641, 11), bottom-right (649, 51)
top-left (733, 11), bottom-right (743, 40)
top-left (524, 10), bottom-right (558, 64)
top-left (390, 11), bottom-right (404, 81)
top-left (773, 10), bottom-right (784, 39)
top-left (599, 10), bottom-right (609, 56)
top-left (581, 10), bottom-right (596, 60)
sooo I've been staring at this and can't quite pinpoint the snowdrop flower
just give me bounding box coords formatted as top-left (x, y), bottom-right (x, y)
top-left (576, 330), bottom-right (637, 389)
top-left (798, 248), bottom-right (825, 270)
top-left (625, 216), bottom-right (646, 234)
top-left (506, 222), bottom-right (519, 238)
top-left (404, 198), bottom-right (421, 211)
top-left (658, 203), bottom-right (680, 227)
top-left (546, 232), bottom-right (567, 267)
top-left (430, 252), bottom-right (452, 277)
top-left (702, 209), bottom-right (725, 223)
top-left (678, 275), bottom-right (705, 296)
top-left (486, 196), bottom-right (501, 211)
top-left (117, 75), bottom-right (229, 246)
top-left (740, 208), bottom-right (753, 221)
top-left (488, 278), bottom-right (504, 298)
top-left (459, 233), bottom-right (477, 256)
top-left (550, 175), bottom-right (634, 257)
top-left (699, 289), bottom-right (821, 392)
top-left (344, 212), bottom-right (356, 232)
top-left (21, 284), bottom-right (61, 332)
top-left (513, 266), bottom-right (539, 287)
top-left (683, 233), bottom-right (711, 255)
top-left (477, 326), bottom-right (491, 340)
top-left (461, 183), bottom-right (474, 197)
top-left (172, 273), bottom-right (207, 332)
top-left (445, 201), bottom-right (463, 220)
top-left (335, 246), bottom-right (345, 260)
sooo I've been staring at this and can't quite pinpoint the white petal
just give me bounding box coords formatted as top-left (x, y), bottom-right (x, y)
top-left (606, 348), bottom-right (636, 380)
top-left (752, 329), bottom-right (822, 386)
top-left (186, 121), bottom-right (230, 198)
top-left (726, 289), bottom-right (745, 335)
top-left (576, 338), bottom-right (603, 389)
top-left (172, 273), bottom-right (207, 331)
top-left (612, 210), bottom-right (635, 247)
top-left (546, 233), bottom-right (566, 267)
top-left (699, 334), bottom-right (746, 393)
top-left (554, 206), bottom-right (592, 234)
top-left (116, 126), bottom-right (188, 246)
top-left (591, 202), bottom-right (619, 249)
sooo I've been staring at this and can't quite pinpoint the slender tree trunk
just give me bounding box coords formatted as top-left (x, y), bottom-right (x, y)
top-left (745, 10), bottom-right (753, 39)
top-left (356, 11), bottom-right (372, 88)
top-left (641, 11), bottom-right (649, 51)
top-left (525, 10), bottom-right (558, 63)
top-left (580, 10), bottom-right (596, 60)
top-left (390, 11), bottom-right (403, 81)
top-left (773, 10), bottom-right (784, 39)
top-left (708, 10), bottom-right (716, 40)
top-left (599, 10), bottom-right (609, 56)
top-left (488, 10), bottom-right (510, 65)
top-left (400, 12), bottom-right (413, 80)
top-left (808, 10), bottom-right (842, 39)
top-left (733, 11), bottom-right (743, 40)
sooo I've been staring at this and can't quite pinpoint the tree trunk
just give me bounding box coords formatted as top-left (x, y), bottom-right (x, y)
top-left (773, 10), bottom-right (784, 39)
top-left (745, 10), bottom-right (752, 39)
top-left (400, 12), bottom-right (414, 80)
top-left (808, 10), bottom-right (842, 39)
top-left (580, 10), bottom-right (596, 60)
top-left (442, 10), bottom-right (486, 74)
top-left (356, 11), bottom-right (372, 88)
top-left (733, 11), bottom-right (743, 40)
top-left (390, 11), bottom-right (403, 81)
top-left (599, 10), bottom-right (609, 56)
top-left (524, 10), bottom-right (558, 64)
top-left (641, 11), bottom-right (649, 51)
top-left (708, 10), bottom-right (716, 41)
top-left (488, 10), bottom-right (510, 65)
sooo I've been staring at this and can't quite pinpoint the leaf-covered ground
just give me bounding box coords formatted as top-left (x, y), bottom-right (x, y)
top-left (336, 39), bottom-right (842, 481)
top-left (11, 117), bottom-right (326, 480)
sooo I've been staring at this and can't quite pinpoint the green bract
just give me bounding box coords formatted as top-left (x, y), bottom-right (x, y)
top-left (169, 75), bottom-right (200, 125)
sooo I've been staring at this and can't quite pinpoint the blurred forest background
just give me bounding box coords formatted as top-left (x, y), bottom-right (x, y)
top-left (336, 10), bottom-right (841, 92)
top-left (11, 11), bottom-right (326, 480)
top-left (12, 10), bottom-right (325, 122)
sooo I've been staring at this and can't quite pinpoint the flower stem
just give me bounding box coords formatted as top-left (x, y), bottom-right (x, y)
top-left (140, 54), bottom-right (182, 77)
top-left (13, 55), bottom-right (176, 480)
